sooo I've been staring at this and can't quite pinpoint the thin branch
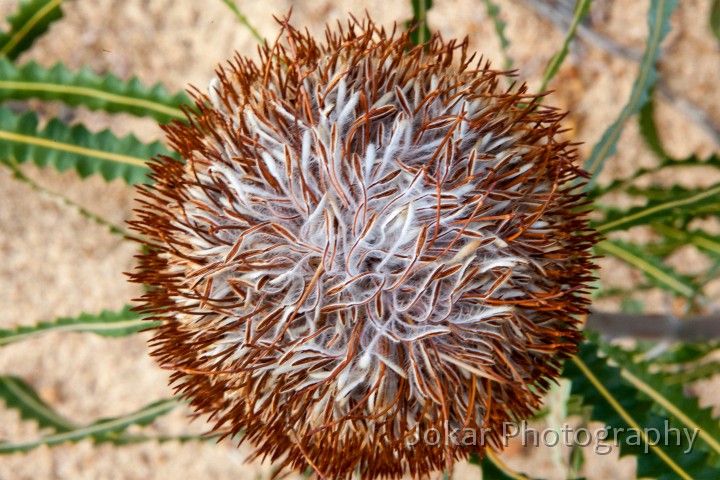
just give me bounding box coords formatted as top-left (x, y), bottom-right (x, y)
top-left (586, 310), bottom-right (720, 341)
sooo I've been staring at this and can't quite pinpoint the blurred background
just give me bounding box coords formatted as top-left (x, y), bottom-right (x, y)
top-left (0, 0), bottom-right (718, 478)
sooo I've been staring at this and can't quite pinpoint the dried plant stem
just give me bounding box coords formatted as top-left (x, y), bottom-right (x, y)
top-left (586, 310), bottom-right (720, 341)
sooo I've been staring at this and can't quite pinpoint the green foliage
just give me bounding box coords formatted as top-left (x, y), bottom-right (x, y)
top-left (589, 56), bottom-right (720, 302)
top-left (595, 240), bottom-right (697, 298)
top-left (594, 184), bottom-right (720, 234)
top-left (0, 376), bottom-right (78, 432)
top-left (0, 396), bottom-right (180, 453)
top-left (471, 451), bottom-right (535, 479)
top-left (0, 306), bottom-right (158, 346)
top-left (711, 0), bottom-right (720, 44)
top-left (566, 341), bottom-right (720, 480)
top-left (653, 226), bottom-right (720, 260)
top-left (406, 0), bottom-right (432, 47)
top-left (482, 0), bottom-right (513, 71)
top-left (594, 152), bottom-right (720, 199)
top-left (538, 0), bottom-right (593, 94)
top-left (634, 341), bottom-right (720, 365)
top-left (0, 59), bottom-right (189, 123)
top-left (665, 361), bottom-right (720, 385)
top-left (603, 344), bottom-right (720, 466)
top-left (583, 0), bottom-right (679, 189)
top-left (621, 340), bottom-right (720, 400)
top-left (0, 106), bottom-right (171, 184)
top-left (638, 94), bottom-right (668, 158)
top-left (0, 0), bottom-right (65, 59)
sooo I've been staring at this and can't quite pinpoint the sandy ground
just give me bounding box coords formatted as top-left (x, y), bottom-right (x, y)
top-left (0, 0), bottom-right (719, 479)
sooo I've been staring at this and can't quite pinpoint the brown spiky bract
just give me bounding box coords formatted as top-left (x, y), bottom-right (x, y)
top-left (130, 16), bottom-right (597, 480)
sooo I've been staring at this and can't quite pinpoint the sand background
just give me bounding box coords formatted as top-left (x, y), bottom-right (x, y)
top-left (0, 0), bottom-right (719, 478)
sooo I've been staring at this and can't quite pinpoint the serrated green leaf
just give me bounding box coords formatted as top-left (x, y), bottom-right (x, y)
top-left (0, 375), bottom-right (203, 450)
top-left (666, 361), bottom-right (720, 385)
top-left (0, 398), bottom-right (179, 453)
top-left (594, 184), bottom-right (720, 233)
top-left (0, 59), bottom-right (188, 123)
top-left (583, 0), bottom-right (679, 190)
top-left (684, 231), bottom-right (720, 258)
top-left (623, 370), bottom-right (720, 464)
top-left (603, 344), bottom-right (720, 466)
top-left (592, 153), bottom-right (720, 199)
top-left (0, 107), bottom-right (173, 184)
top-left (652, 224), bottom-right (720, 259)
top-left (595, 240), bottom-right (697, 298)
top-left (566, 340), bottom-right (719, 480)
top-left (98, 432), bottom-right (213, 446)
top-left (625, 185), bottom-right (690, 202)
top-left (633, 340), bottom-right (720, 365)
top-left (643, 240), bottom-right (685, 259)
top-left (481, 0), bottom-right (513, 71)
top-left (0, 306), bottom-right (159, 346)
top-left (0, 376), bottom-right (77, 433)
top-left (406, 0), bottom-right (432, 47)
top-left (538, 0), bottom-right (593, 94)
top-left (0, 0), bottom-right (65, 60)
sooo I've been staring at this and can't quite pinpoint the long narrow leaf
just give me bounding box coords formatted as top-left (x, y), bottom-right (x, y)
top-left (0, 306), bottom-right (158, 346)
top-left (652, 224), bottom-right (720, 259)
top-left (538, 0), bottom-right (593, 94)
top-left (666, 361), bottom-right (720, 385)
top-left (583, 0), bottom-right (679, 189)
top-left (99, 432), bottom-right (213, 446)
top-left (634, 341), bottom-right (720, 365)
top-left (566, 341), bottom-right (719, 480)
top-left (0, 0), bottom-right (65, 59)
top-left (594, 184), bottom-right (720, 233)
top-left (595, 240), bottom-right (697, 298)
top-left (620, 367), bottom-right (720, 464)
top-left (0, 376), bottom-right (201, 450)
top-left (406, 0), bottom-right (432, 47)
top-left (638, 92), bottom-right (667, 158)
top-left (591, 153), bottom-right (720, 198)
top-left (0, 376), bottom-right (77, 433)
top-left (0, 59), bottom-right (188, 123)
top-left (0, 398), bottom-right (179, 453)
top-left (711, 0), bottom-right (720, 44)
top-left (0, 107), bottom-right (172, 184)
top-left (602, 344), bottom-right (720, 463)
top-left (481, 0), bottom-right (513, 71)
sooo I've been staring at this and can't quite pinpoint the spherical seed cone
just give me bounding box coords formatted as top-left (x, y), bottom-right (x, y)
top-left (129, 15), bottom-right (598, 480)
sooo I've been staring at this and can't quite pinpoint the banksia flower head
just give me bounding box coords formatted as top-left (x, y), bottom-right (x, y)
top-left (131, 15), bottom-right (597, 480)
